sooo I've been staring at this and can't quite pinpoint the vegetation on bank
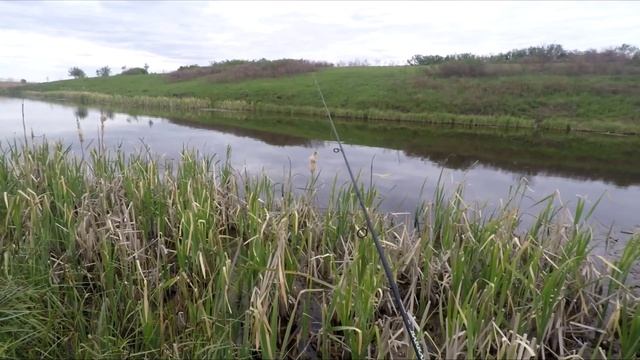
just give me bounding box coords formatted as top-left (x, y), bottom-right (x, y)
top-left (408, 43), bottom-right (640, 68)
top-left (0, 81), bottom-right (26, 89)
top-left (0, 141), bottom-right (639, 359)
top-left (169, 59), bottom-right (332, 82)
top-left (21, 91), bottom-right (209, 112)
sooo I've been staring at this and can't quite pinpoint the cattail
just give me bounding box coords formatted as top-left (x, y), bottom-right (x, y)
top-left (308, 151), bottom-right (318, 173)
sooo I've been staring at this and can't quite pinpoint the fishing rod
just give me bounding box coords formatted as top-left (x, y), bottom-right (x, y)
top-left (313, 77), bottom-right (426, 360)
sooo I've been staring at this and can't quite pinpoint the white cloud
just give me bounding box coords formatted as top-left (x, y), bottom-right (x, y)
top-left (0, 29), bottom-right (186, 81)
top-left (1, 1), bottom-right (639, 82)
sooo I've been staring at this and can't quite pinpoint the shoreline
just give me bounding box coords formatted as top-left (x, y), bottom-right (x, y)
top-left (7, 89), bottom-right (640, 136)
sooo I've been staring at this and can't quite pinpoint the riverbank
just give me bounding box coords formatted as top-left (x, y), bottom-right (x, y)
top-left (1, 141), bottom-right (638, 358)
top-left (8, 64), bottom-right (640, 134)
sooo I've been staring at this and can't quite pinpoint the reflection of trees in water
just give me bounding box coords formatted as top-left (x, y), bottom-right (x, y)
top-left (73, 103), bottom-right (638, 186)
top-left (74, 106), bottom-right (116, 122)
top-left (428, 153), bottom-right (478, 171)
top-left (166, 118), bottom-right (318, 147)
top-left (122, 115), bottom-right (153, 127)
top-left (74, 107), bottom-right (88, 119)
top-left (171, 116), bottom-right (638, 186)
top-left (98, 108), bottom-right (115, 120)
top-left (215, 125), bottom-right (316, 147)
top-left (398, 133), bottom-right (638, 187)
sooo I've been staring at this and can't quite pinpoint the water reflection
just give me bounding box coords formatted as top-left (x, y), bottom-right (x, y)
top-left (0, 96), bottom-right (638, 242)
top-left (175, 119), bottom-right (322, 147)
top-left (160, 110), bottom-right (640, 187)
top-left (74, 106), bottom-right (88, 119)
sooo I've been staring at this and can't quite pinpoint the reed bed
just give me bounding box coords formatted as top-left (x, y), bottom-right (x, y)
top-left (22, 90), bottom-right (541, 131)
top-left (22, 91), bottom-right (210, 112)
top-left (21, 90), bottom-right (637, 133)
top-left (0, 141), bottom-right (638, 359)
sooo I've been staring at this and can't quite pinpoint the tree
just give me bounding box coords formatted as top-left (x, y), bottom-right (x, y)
top-left (615, 44), bottom-right (639, 58)
top-left (96, 66), bottom-right (111, 77)
top-left (68, 67), bottom-right (86, 79)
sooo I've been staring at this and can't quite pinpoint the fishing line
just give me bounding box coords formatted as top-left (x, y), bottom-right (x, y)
top-left (313, 77), bottom-right (426, 360)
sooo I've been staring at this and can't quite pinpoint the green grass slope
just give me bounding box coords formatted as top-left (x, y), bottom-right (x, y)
top-left (15, 65), bottom-right (640, 133)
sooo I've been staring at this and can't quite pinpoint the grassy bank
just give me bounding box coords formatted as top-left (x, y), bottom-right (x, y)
top-left (0, 141), bottom-right (638, 358)
top-left (9, 64), bottom-right (640, 133)
top-left (19, 89), bottom-right (534, 131)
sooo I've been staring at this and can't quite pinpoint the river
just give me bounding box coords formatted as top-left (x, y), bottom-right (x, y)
top-left (1, 96), bottom-right (638, 252)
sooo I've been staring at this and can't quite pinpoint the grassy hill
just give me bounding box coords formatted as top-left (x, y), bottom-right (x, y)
top-left (11, 62), bottom-right (640, 133)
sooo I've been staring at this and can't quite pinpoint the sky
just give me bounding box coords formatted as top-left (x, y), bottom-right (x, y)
top-left (1, 1), bottom-right (639, 82)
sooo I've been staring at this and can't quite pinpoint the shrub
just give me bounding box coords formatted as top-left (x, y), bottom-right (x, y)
top-left (121, 67), bottom-right (148, 75)
top-left (96, 66), bottom-right (111, 77)
top-left (426, 58), bottom-right (640, 78)
top-left (412, 43), bottom-right (640, 76)
top-left (167, 58), bottom-right (333, 82)
top-left (68, 67), bottom-right (86, 79)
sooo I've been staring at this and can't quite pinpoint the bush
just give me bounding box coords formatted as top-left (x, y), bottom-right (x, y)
top-left (68, 67), bottom-right (86, 79)
top-left (96, 66), bottom-right (111, 77)
top-left (121, 67), bottom-right (148, 75)
top-left (426, 59), bottom-right (640, 78)
top-left (167, 59), bottom-right (333, 82)
top-left (411, 43), bottom-right (640, 76)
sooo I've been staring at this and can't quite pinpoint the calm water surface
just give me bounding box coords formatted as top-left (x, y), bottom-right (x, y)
top-left (1, 97), bottom-right (638, 252)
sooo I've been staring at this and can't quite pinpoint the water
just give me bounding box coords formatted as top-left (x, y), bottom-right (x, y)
top-left (1, 97), bottom-right (639, 249)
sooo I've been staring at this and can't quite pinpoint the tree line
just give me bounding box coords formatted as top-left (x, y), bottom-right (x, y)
top-left (408, 44), bottom-right (640, 65)
top-left (67, 64), bottom-right (150, 79)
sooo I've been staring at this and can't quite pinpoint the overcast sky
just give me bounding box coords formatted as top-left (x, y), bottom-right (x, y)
top-left (1, 1), bottom-right (639, 82)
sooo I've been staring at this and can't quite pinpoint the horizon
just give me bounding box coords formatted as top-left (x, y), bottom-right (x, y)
top-left (1, 41), bottom-right (637, 84)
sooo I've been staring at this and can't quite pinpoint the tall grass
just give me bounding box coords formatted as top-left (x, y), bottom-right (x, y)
top-left (20, 88), bottom-right (639, 135)
top-left (0, 141), bottom-right (638, 359)
top-left (22, 90), bottom-right (540, 131)
top-left (21, 90), bottom-right (210, 112)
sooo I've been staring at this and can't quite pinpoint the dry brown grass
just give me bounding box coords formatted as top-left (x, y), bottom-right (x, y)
top-left (167, 59), bottom-right (333, 82)
top-left (1, 142), bottom-right (639, 359)
top-left (427, 60), bottom-right (640, 78)
top-left (0, 81), bottom-right (25, 89)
